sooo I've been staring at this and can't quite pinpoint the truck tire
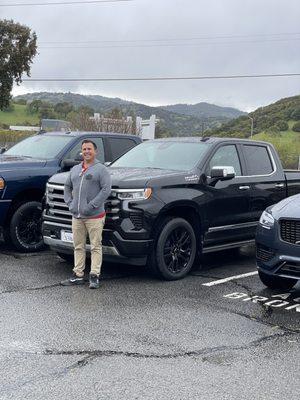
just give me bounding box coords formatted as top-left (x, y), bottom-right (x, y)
top-left (148, 217), bottom-right (197, 280)
top-left (258, 270), bottom-right (296, 290)
top-left (9, 201), bottom-right (45, 252)
top-left (57, 252), bottom-right (74, 263)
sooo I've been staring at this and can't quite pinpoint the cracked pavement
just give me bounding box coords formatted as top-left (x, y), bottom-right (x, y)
top-left (0, 242), bottom-right (299, 400)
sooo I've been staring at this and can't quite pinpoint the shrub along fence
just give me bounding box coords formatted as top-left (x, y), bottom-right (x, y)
top-left (0, 130), bottom-right (33, 149)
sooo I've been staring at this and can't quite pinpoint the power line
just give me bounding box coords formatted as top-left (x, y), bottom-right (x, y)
top-left (39, 32), bottom-right (300, 44)
top-left (0, 0), bottom-right (132, 6)
top-left (21, 73), bottom-right (300, 82)
top-left (38, 37), bottom-right (300, 49)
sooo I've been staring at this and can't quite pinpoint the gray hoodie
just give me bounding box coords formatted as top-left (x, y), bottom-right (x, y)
top-left (64, 159), bottom-right (112, 218)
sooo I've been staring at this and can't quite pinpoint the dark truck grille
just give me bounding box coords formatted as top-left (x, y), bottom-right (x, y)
top-left (280, 219), bottom-right (300, 245)
top-left (45, 183), bottom-right (121, 226)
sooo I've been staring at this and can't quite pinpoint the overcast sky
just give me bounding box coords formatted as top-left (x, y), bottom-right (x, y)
top-left (2, 0), bottom-right (300, 111)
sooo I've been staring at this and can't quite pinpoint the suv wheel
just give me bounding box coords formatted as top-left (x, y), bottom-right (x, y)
top-left (10, 201), bottom-right (45, 252)
top-left (148, 217), bottom-right (197, 280)
top-left (258, 270), bottom-right (296, 290)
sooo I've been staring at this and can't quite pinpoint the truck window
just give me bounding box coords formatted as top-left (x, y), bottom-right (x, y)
top-left (5, 135), bottom-right (75, 160)
top-left (65, 137), bottom-right (105, 163)
top-left (243, 145), bottom-right (273, 175)
top-left (108, 137), bottom-right (137, 161)
top-left (209, 145), bottom-right (242, 176)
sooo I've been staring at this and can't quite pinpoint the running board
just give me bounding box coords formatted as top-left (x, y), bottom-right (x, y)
top-left (202, 239), bottom-right (255, 254)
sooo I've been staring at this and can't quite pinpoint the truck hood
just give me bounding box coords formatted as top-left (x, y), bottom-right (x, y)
top-left (49, 167), bottom-right (196, 188)
top-left (270, 194), bottom-right (300, 219)
top-left (0, 155), bottom-right (47, 171)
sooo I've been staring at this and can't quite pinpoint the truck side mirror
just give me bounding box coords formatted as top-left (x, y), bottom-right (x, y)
top-left (0, 147), bottom-right (6, 154)
top-left (74, 151), bottom-right (83, 162)
top-left (210, 166), bottom-right (235, 181)
top-left (104, 161), bottom-right (111, 167)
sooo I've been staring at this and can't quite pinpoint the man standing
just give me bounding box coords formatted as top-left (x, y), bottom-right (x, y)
top-left (61, 139), bottom-right (112, 289)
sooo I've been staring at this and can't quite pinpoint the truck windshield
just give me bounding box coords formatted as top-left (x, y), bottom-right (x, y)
top-left (111, 141), bottom-right (211, 171)
top-left (5, 135), bottom-right (74, 160)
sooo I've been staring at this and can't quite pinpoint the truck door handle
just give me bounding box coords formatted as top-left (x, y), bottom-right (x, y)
top-left (275, 183), bottom-right (284, 188)
top-left (238, 185), bottom-right (250, 190)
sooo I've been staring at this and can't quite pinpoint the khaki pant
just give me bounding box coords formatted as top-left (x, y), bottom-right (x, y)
top-left (72, 216), bottom-right (105, 277)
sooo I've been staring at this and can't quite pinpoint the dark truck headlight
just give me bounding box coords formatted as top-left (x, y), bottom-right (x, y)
top-left (0, 177), bottom-right (5, 190)
top-left (112, 188), bottom-right (152, 201)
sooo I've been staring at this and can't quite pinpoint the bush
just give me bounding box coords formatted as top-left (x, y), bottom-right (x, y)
top-left (291, 108), bottom-right (300, 120)
top-left (275, 120), bottom-right (289, 131)
top-left (14, 99), bottom-right (27, 105)
top-left (266, 125), bottom-right (280, 135)
top-left (292, 121), bottom-right (300, 132)
top-left (0, 131), bottom-right (33, 147)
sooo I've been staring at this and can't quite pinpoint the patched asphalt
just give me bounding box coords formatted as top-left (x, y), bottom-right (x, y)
top-left (0, 242), bottom-right (299, 400)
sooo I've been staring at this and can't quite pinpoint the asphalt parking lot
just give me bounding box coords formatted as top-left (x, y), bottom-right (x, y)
top-left (0, 242), bottom-right (299, 400)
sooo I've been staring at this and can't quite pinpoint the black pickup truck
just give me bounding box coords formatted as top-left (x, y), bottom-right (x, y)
top-left (43, 137), bottom-right (300, 280)
top-left (0, 131), bottom-right (141, 252)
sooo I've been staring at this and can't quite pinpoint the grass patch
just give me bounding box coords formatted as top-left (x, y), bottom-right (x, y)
top-left (252, 130), bottom-right (300, 169)
top-left (0, 104), bottom-right (39, 126)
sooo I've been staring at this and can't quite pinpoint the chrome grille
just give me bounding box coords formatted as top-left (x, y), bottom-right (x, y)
top-left (45, 183), bottom-right (121, 226)
top-left (280, 219), bottom-right (300, 245)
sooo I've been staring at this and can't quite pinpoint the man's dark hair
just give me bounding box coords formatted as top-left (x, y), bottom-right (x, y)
top-left (81, 139), bottom-right (97, 149)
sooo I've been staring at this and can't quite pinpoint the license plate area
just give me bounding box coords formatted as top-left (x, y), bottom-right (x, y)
top-left (61, 230), bottom-right (73, 243)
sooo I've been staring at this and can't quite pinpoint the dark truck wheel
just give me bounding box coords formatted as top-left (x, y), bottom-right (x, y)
top-left (9, 201), bottom-right (45, 252)
top-left (258, 270), bottom-right (296, 290)
top-left (148, 217), bottom-right (197, 280)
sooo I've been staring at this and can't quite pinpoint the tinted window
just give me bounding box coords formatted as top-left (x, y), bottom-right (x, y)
top-left (65, 137), bottom-right (105, 163)
top-left (108, 138), bottom-right (137, 161)
top-left (243, 145), bottom-right (273, 175)
top-left (209, 145), bottom-right (241, 176)
top-left (112, 141), bottom-right (211, 171)
top-left (5, 135), bottom-right (74, 159)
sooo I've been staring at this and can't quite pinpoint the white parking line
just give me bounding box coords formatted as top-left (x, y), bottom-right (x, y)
top-left (202, 271), bottom-right (258, 286)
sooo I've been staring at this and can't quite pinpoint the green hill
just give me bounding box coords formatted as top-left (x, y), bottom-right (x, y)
top-left (161, 102), bottom-right (245, 120)
top-left (208, 95), bottom-right (300, 138)
top-left (0, 104), bottom-right (39, 127)
top-left (207, 95), bottom-right (300, 169)
top-left (14, 92), bottom-right (244, 136)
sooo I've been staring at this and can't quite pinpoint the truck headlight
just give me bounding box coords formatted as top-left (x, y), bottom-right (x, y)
top-left (114, 188), bottom-right (152, 201)
top-left (259, 210), bottom-right (275, 229)
top-left (0, 177), bottom-right (5, 190)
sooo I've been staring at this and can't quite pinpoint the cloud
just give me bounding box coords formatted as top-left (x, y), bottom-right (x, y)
top-left (4, 0), bottom-right (300, 111)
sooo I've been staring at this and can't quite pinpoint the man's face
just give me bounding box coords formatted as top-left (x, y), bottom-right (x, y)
top-left (81, 142), bottom-right (97, 163)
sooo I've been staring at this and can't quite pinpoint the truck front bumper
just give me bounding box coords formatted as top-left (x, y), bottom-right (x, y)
top-left (43, 221), bottom-right (153, 266)
top-left (0, 200), bottom-right (12, 226)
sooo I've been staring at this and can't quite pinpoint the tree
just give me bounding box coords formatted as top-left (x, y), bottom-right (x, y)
top-left (77, 105), bottom-right (94, 116)
top-left (275, 120), bottom-right (289, 131)
top-left (292, 121), bottom-right (300, 132)
top-left (27, 99), bottom-right (43, 114)
top-left (291, 108), bottom-right (300, 120)
top-left (54, 102), bottom-right (74, 118)
top-left (0, 20), bottom-right (37, 110)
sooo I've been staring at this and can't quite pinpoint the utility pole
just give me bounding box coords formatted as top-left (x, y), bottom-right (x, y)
top-left (248, 116), bottom-right (254, 138)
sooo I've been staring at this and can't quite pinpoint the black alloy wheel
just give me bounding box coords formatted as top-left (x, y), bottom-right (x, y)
top-left (10, 201), bottom-right (45, 252)
top-left (149, 217), bottom-right (197, 280)
top-left (163, 226), bottom-right (193, 274)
